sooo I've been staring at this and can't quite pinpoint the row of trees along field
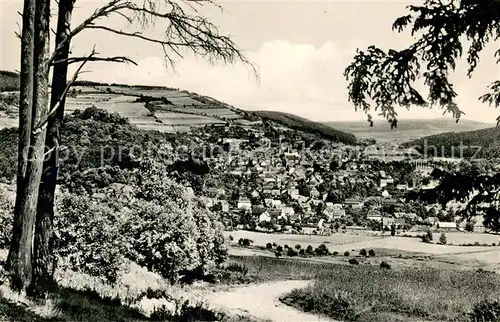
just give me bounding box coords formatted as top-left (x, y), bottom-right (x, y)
top-left (7, 0), bottom-right (253, 297)
top-left (345, 0), bottom-right (500, 232)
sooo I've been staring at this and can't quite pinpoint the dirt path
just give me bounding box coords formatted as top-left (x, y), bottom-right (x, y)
top-left (205, 280), bottom-right (336, 322)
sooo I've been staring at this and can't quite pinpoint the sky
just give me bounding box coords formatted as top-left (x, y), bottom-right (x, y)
top-left (1, 0), bottom-right (499, 123)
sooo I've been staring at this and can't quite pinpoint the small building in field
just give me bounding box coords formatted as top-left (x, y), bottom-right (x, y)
top-left (437, 222), bottom-right (457, 230)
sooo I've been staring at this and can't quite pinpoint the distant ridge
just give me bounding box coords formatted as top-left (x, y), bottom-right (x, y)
top-left (252, 111), bottom-right (357, 144)
top-left (0, 71), bottom-right (19, 92)
top-left (326, 118), bottom-right (492, 143)
top-left (401, 127), bottom-right (500, 158)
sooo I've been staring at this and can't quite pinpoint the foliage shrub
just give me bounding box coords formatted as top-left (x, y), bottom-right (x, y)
top-left (280, 288), bottom-right (358, 321)
top-left (122, 162), bottom-right (228, 283)
top-left (287, 248), bottom-right (298, 257)
top-left (224, 263), bottom-right (248, 276)
top-left (150, 300), bottom-right (227, 322)
top-left (348, 258), bottom-right (359, 265)
top-left (368, 249), bottom-right (375, 257)
top-left (266, 242), bottom-right (273, 249)
top-left (439, 233), bottom-right (447, 245)
top-left (0, 191), bottom-right (13, 249)
top-left (238, 238), bottom-right (252, 247)
top-left (380, 261), bottom-right (391, 270)
top-left (122, 199), bottom-right (226, 283)
top-left (54, 193), bottom-right (125, 283)
top-left (305, 245), bottom-right (314, 256)
top-left (465, 221), bottom-right (475, 232)
top-left (315, 244), bottom-right (330, 256)
top-left (359, 249), bottom-right (367, 257)
top-left (468, 299), bottom-right (500, 322)
top-left (344, 251), bottom-right (350, 257)
top-left (276, 245), bottom-right (283, 252)
top-left (426, 230), bottom-right (434, 241)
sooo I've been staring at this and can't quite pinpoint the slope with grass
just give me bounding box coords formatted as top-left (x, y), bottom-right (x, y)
top-left (0, 71), bottom-right (19, 92)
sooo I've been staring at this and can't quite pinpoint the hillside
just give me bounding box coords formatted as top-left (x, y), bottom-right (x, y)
top-left (0, 71), bottom-right (19, 92)
top-left (0, 71), bottom-right (356, 145)
top-left (252, 111), bottom-right (357, 144)
top-left (401, 127), bottom-right (500, 158)
top-left (327, 118), bottom-right (492, 144)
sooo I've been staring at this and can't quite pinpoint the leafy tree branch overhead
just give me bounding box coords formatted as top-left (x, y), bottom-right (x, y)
top-left (344, 0), bottom-right (500, 126)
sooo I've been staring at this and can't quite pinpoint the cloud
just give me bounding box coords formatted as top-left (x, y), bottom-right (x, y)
top-left (86, 39), bottom-right (498, 123)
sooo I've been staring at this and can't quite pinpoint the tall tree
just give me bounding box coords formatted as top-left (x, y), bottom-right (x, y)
top-left (7, 0), bottom-right (51, 292)
top-left (31, 0), bottom-right (75, 296)
top-left (6, 0), bottom-right (36, 291)
top-left (344, 0), bottom-right (500, 232)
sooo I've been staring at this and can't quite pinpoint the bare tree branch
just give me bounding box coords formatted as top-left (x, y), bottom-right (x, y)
top-left (52, 55), bottom-right (138, 66)
top-left (35, 48), bottom-right (97, 133)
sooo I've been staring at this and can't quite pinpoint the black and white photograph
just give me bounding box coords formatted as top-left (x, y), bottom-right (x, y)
top-left (0, 0), bottom-right (499, 321)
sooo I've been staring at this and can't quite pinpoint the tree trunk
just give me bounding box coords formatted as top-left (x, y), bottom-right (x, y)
top-left (30, 0), bottom-right (74, 296)
top-left (6, 0), bottom-right (36, 292)
top-left (10, 0), bottom-right (50, 294)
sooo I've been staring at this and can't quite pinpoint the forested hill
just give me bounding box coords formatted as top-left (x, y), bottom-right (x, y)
top-left (251, 111), bottom-right (357, 145)
top-left (0, 70), bottom-right (357, 145)
top-left (401, 127), bottom-right (500, 158)
top-left (0, 71), bottom-right (19, 92)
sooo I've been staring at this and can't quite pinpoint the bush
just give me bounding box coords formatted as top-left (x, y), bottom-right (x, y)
top-left (287, 248), bottom-right (298, 257)
top-left (54, 193), bottom-right (126, 284)
top-left (315, 244), bottom-right (330, 256)
top-left (224, 263), bottom-right (248, 276)
top-left (237, 238), bottom-right (252, 247)
top-left (305, 245), bottom-right (314, 256)
top-left (439, 233), bottom-right (447, 245)
top-left (344, 251), bottom-right (350, 257)
top-left (359, 249), bottom-right (367, 257)
top-left (122, 196), bottom-right (227, 283)
top-left (150, 300), bottom-right (227, 321)
top-left (380, 261), bottom-right (391, 269)
top-left (122, 170), bottom-right (227, 283)
top-left (332, 251), bottom-right (339, 256)
top-left (468, 299), bottom-right (500, 322)
top-left (295, 244), bottom-right (302, 250)
top-left (368, 249), bottom-right (375, 257)
top-left (426, 229), bottom-right (433, 241)
top-left (0, 191), bottom-right (13, 249)
top-left (348, 258), bottom-right (359, 265)
top-left (275, 251), bottom-right (282, 258)
top-left (266, 242), bottom-right (273, 249)
top-left (276, 245), bottom-right (283, 252)
top-left (280, 288), bottom-right (358, 321)
top-left (298, 249), bottom-right (305, 256)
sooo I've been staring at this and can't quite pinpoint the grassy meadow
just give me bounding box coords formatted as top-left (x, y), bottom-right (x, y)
top-left (227, 255), bottom-right (500, 322)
